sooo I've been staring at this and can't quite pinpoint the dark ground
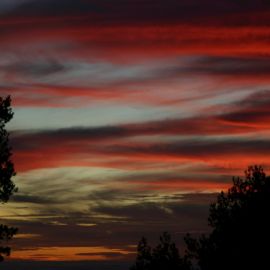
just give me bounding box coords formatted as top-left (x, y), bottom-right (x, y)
top-left (2, 260), bottom-right (131, 270)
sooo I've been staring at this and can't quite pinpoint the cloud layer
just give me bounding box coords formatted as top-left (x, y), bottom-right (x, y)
top-left (1, 1), bottom-right (270, 268)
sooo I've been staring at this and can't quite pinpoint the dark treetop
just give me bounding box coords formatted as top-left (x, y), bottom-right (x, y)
top-left (131, 166), bottom-right (270, 270)
top-left (185, 166), bottom-right (270, 270)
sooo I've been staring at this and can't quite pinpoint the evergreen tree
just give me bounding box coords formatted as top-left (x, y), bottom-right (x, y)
top-left (131, 232), bottom-right (191, 270)
top-left (185, 166), bottom-right (270, 270)
top-left (0, 96), bottom-right (17, 261)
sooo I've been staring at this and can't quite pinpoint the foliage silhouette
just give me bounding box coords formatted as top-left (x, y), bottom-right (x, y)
top-left (0, 96), bottom-right (17, 262)
top-left (185, 166), bottom-right (270, 270)
top-left (130, 232), bottom-right (191, 270)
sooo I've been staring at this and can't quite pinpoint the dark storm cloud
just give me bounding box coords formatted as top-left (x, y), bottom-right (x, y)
top-left (183, 56), bottom-right (270, 77)
top-left (91, 200), bottom-right (210, 228)
top-left (7, 115), bottom-right (265, 152)
top-left (10, 126), bottom-right (128, 151)
top-left (10, 88), bottom-right (270, 144)
top-left (87, 192), bottom-right (216, 229)
top-left (13, 132), bottom-right (270, 170)
top-left (4, 0), bottom-right (270, 26)
top-left (239, 90), bottom-right (270, 107)
top-left (115, 172), bottom-right (228, 185)
top-left (222, 111), bottom-right (270, 123)
top-left (105, 139), bottom-right (270, 159)
top-left (86, 194), bottom-right (212, 243)
top-left (8, 192), bottom-right (212, 249)
top-left (11, 194), bottom-right (58, 204)
top-left (179, 193), bottom-right (218, 205)
top-left (9, 0), bottom-right (104, 16)
top-left (87, 189), bottom-right (140, 203)
top-left (1, 59), bottom-right (67, 78)
top-left (0, 0), bottom-right (31, 14)
top-left (93, 202), bottom-right (173, 221)
top-left (221, 90), bottom-right (270, 123)
top-left (9, 88), bottom-right (270, 172)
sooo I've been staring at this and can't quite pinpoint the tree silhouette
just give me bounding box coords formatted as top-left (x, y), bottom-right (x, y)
top-left (185, 166), bottom-right (270, 270)
top-left (130, 237), bottom-right (152, 270)
top-left (0, 96), bottom-right (17, 262)
top-left (130, 232), bottom-right (191, 270)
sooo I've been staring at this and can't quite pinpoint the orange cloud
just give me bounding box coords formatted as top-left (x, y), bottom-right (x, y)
top-left (10, 246), bottom-right (133, 261)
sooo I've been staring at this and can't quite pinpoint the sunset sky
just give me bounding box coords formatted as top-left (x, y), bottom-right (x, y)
top-left (1, 1), bottom-right (270, 269)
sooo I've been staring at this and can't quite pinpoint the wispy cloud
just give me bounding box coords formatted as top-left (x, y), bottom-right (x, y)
top-left (2, 0), bottom-right (270, 266)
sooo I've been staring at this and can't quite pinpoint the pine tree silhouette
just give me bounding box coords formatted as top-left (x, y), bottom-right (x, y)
top-left (0, 96), bottom-right (17, 262)
top-left (185, 166), bottom-right (270, 270)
